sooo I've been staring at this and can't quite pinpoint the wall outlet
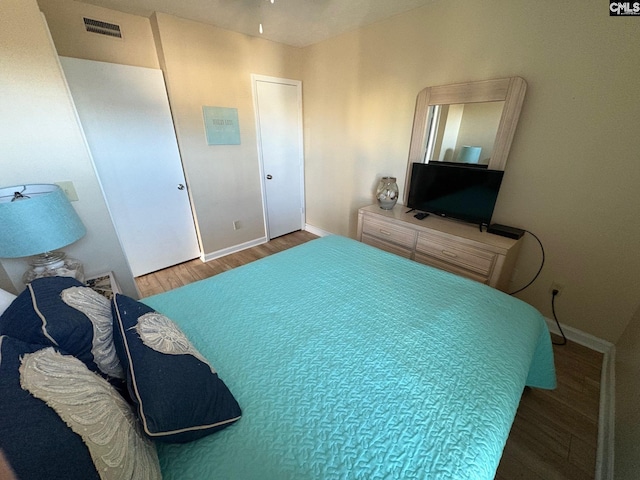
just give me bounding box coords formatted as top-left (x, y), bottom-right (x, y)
top-left (549, 281), bottom-right (564, 297)
top-left (56, 181), bottom-right (79, 202)
top-left (233, 220), bottom-right (241, 230)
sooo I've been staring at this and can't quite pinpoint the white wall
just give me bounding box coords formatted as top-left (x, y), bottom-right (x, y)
top-left (0, 0), bottom-right (137, 297)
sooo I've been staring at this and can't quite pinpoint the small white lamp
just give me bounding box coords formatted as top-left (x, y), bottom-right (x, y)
top-left (0, 184), bottom-right (87, 283)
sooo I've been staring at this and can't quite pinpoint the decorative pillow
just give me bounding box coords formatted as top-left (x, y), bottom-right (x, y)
top-left (0, 277), bottom-right (123, 379)
top-left (112, 293), bottom-right (242, 443)
top-left (20, 347), bottom-right (161, 480)
top-left (0, 335), bottom-right (100, 480)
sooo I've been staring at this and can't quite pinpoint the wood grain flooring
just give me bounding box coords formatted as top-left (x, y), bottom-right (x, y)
top-left (496, 336), bottom-right (602, 480)
top-left (135, 230), bottom-right (603, 479)
top-left (135, 230), bottom-right (319, 298)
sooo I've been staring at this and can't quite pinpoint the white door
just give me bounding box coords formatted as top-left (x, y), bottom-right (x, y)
top-left (253, 76), bottom-right (304, 239)
top-left (60, 57), bottom-right (200, 276)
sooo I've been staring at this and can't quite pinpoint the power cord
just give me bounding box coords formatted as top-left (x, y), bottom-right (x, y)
top-left (503, 230), bottom-right (565, 345)
top-left (508, 230), bottom-right (544, 295)
top-left (551, 289), bottom-right (567, 346)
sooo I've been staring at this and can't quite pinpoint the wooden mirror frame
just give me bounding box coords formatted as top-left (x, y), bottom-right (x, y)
top-left (407, 76), bottom-right (527, 172)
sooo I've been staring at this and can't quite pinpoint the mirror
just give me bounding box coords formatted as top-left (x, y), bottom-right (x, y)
top-left (407, 76), bottom-right (526, 172)
top-left (426, 101), bottom-right (504, 166)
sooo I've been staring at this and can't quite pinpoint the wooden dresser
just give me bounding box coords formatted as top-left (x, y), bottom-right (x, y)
top-left (356, 204), bottom-right (522, 292)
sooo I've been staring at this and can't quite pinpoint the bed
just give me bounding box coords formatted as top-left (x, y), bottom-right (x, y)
top-left (0, 235), bottom-right (555, 479)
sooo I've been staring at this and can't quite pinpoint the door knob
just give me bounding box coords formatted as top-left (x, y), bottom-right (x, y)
top-left (266, 175), bottom-right (273, 180)
top-left (177, 184), bottom-right (185, 190)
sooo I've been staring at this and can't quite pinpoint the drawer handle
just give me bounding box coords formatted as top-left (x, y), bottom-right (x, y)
top-left (441, 250), bottom-right (458, 258)
top-left (379, 229), bottom-right (392, 236)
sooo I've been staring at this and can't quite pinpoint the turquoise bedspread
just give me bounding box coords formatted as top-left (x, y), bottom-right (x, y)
top-left (144, 235), bottom-right (555, 479)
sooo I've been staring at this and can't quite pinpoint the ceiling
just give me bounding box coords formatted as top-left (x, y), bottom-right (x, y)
top-left (77, 0), bottom-right (435, 47)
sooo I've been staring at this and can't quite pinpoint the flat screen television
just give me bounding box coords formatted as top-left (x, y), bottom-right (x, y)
top-left (406, 162), bottom-right (504, 227)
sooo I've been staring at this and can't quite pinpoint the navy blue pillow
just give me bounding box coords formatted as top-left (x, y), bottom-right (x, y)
top-left (111, 294), bottom-right (242, 443)
top-left (0, 277), bottom-right (122, 380)
top-left (0, 336), bottom-right (100, 480)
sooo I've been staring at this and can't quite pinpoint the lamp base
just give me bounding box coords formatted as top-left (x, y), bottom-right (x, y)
top-left (23, 251), bottom-right (85, 284)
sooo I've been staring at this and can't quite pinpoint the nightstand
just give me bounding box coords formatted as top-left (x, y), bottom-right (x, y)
top-left (86, 272), bottom-right (120, 299)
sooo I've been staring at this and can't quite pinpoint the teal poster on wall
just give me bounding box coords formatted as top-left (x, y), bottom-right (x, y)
top-left (202, 106), bottom-right (241, 145)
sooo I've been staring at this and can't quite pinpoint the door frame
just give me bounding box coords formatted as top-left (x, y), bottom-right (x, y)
top-left (251, 74), bottom-right (305, 239)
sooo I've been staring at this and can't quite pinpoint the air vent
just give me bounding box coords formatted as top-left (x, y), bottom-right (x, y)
top-left (83, 17), bottom-right (122, 38)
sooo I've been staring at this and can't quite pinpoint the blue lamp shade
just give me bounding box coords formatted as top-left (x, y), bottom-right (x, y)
top-left (456, 146), bottom-right (482, 164)
top-left (0, 184), bottom-right (86, 258)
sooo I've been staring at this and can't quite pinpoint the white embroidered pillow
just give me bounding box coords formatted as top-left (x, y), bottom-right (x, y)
top-left (61, 286), bottom-right (123, 379)
top-left (0, 277), bottom-right (123, 380)
top-left (0, 336), bottom-right (100, 479)
top-left (19, 347), bottom-right (161, 480)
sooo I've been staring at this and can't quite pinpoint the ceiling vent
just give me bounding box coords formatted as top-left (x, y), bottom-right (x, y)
top-left (83, 17), bottom-right (122, 38)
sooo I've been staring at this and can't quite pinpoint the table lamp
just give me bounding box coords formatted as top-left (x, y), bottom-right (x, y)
top-left (0, 184), bottom-right (87, 283)
top-left (456, 145), bottom-right (482, 164)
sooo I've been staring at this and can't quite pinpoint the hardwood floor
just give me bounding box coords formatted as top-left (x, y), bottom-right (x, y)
top-left (135, 230), bottom-right (319, 298)
top-left (135, 230), bottom-right (603, 479)
top-left (496, 337), bottom-right (602, 480)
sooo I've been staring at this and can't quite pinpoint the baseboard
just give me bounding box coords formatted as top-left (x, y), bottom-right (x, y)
top-left (544, 318), bottom-right (615, 480)
top-left (200, 236), bottom-right (267, 263)
top-left (304, 223), bottom-right (333, 237)
top-left (544, 318), bottom-right (613, 354)
top-left (596, 346), bottom-right (615, 480)
top-left (201, 226), bottom-right (330, 263)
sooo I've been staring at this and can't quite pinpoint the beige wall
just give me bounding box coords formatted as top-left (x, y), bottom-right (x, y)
top-left (0, 0), bottom-right (137, 297)
top-left (615, 302), bottom-right (640, 478)
top-left (34, 0), bottom-right (639, 342)
top-left (38, 0), bottom-right (159, 68)
top-left (455, 102), bottom-right (504, 164)
top-left (31, 0), bottom-right (640, 342)
top-left (6, 0), bottom-right (640, 471)
top-left (39, 0), bottom-right (303, 259)
top-left (301, 0), bottom-right (640, 344)
top-left (150, 13), bottom-right (303, 255)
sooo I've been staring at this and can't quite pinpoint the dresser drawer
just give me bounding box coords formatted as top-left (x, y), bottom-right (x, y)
top-left (356, 205), bottom-right (521, 292)
top-left (414, 252), bottom-right (489, 284)
top-left (361, 234), bottom-right (413, 258)
top-left (416, 232), bottom-right (497, 277)
top-left (361, 216), bottom-right (416, 249)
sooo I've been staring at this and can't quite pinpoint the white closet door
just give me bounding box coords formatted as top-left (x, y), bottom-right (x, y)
top-left (61, 57), bottom-right (200, 276)
top-left (253, 76), bottom-right (304, 239)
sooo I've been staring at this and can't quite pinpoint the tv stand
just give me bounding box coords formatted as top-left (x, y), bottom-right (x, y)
top-left (356, 204), bottom-right (522, 292)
